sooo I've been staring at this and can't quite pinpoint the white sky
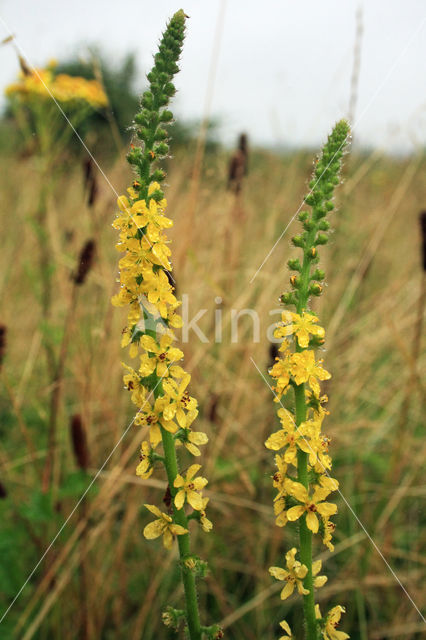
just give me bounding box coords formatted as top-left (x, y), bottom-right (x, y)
top-left (0, 0), bottom-right (425, 152)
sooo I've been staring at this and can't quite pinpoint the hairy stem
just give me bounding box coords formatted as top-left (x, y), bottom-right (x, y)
top-left (161, 428), bottom-right (202, 640)
top-left (295, 384), bottom-right (317, 639)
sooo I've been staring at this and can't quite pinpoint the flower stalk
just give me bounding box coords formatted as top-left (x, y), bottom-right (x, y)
top-left (267, 120), bottom-right (350, 640)
top-left (112, 11), bottom-right (219, 640)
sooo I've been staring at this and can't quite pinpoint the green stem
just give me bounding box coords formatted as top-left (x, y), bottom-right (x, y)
top-left (295, 384), bottom-right (317, 640)
top-left (161, 428), bottom-right (202, 640)
top-left (294, 236), bottom-right (318, 639)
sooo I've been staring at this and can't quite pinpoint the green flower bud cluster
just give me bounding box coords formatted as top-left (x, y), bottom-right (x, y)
top-left (201, 624), bottom-right (224, 639)
top-left (162, 606), bottom-right (186, 630)
top-left (182, 554), bottom-right (210, 578)
top-left (128, 9), bottom-right (187, 202)
top-left (284, 120), bottom-right (350, 312)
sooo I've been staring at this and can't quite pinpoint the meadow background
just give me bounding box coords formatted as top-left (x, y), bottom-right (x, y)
top-left (0, 2), bottom-right (425, 639)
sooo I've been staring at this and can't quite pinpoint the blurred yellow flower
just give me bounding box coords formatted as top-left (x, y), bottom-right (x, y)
top-left (6, 67), bottom-right (107, 108)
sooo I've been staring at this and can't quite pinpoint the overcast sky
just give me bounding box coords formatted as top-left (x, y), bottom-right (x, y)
top-left (0, 0), bottom-right (425, 152)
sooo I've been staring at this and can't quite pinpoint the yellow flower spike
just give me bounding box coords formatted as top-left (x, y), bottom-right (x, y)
top-left (286, 482), bottom-right (337, 533)
top-left (269, 548), bottom-right (309, 600)
top-left (174, 464), bottom-right (208, 511)
top-left (279, 620), bottom-right (293, 639)
top-left (6, 67), bottom-right (107, 108)
top-left (267, 121), bottom-right (350, 639)
top-left (111, 11), bottom-right (213, 637)
top-left (143, 504), bottom-right (188, 549)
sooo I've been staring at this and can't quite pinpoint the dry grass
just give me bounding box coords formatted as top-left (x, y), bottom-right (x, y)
top-left (0, 139), bottom-right (425, 639)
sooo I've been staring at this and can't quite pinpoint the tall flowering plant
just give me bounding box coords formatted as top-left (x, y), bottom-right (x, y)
top-left (267, 120), bottom-right (350, 640)
top-left (111, 11), bottom-right (221, 640)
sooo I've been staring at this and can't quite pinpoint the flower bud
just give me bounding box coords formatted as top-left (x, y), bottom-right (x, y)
top-left (160, 109), bottom-right (174, 123)
top-left (287, 258), bottom-right (301, 271)
top-left (151, 169), bottom-right (166, 182)
top-left (292, 235), bottom-right (305, 248)
top-left (318, 220), bottom-right (330, 231)
top-left (311, 269), bottom-right (325, 281)
top-left (309, 282), bottom-right (323, 296)
top-left (315, 233), bottom-right (328, 245)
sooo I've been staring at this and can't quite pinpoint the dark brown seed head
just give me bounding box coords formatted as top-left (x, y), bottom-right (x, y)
top-left (228, 132), bottom-right (249, 194)
top-left (0, 481), bottom-right (7, 499)
top-left (163, 485), bottom-right (172, 510)
top-left (73, 239), bottom-right (96, 285)
top-left (420, 211), bottom-right (426, 272)
top-left (18, 54), bottom-right (31, 76)
top-left (83, 158), bottom-right (99, 207)
top-left (208, 393), bottom-right (220, 423)
top-left (268, 342), bottom-right (279, 369)
top-left (70, 414), bottom-right (90, 471)
top-left (238, 132), bottom-right (248, 156)
top-left (0, 324), bottom-right (6, 369)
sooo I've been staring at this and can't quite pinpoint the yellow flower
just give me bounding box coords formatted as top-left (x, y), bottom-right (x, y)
top-left (275, 311), bottom-right (325, 348)
top-left (286, 482), bottom-right (337, 533)
top-left (322, 519), bottom-right (336, 551)
top-left (269, 355), bottom-right (292, 397)
top-left (143, 504), bottom-right (188, 549)
top-left (135, 441), bottom-right (154, 479)
top-left (6, 68), bottom-right (107, 108)
top-left (279, 620), bottom-right (293, 639)
top-left (173, 411), bottom-right (208, 456)
top-left (174, 464), bottom-right (208, 511)
top-left (131, 197), bottom-right (173, 243)
top-left (200, 497), bottom-right (213, 532)
top-left (162, 374), bottom-right (198, 427)
top-left (311, 559), bottom-right (328, 589)
top-left (144, 269), bottom-right (178, 318)
top-left (269, 548), bottom-right (309, 600)
top-left (265, 420), bottom-right (312, 466)
top-left (184, 432), bottom-right (209, 456)
top-left (271, 455), bottom-right (291, 526)
top-left (139, 333), bottom-right (184, 378)
top-left (316, 605), bottom-right (349, 640)
top-left (122, 363), bottom-right (148, 408)
top-left (290, 350), bottom-right (331, 394)
top-left (299, 418), bottom-right (332, 470)
top-left (306, 389), bottom-right (329, 418)
top-left (134, 396), bottom-right (177, 447)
